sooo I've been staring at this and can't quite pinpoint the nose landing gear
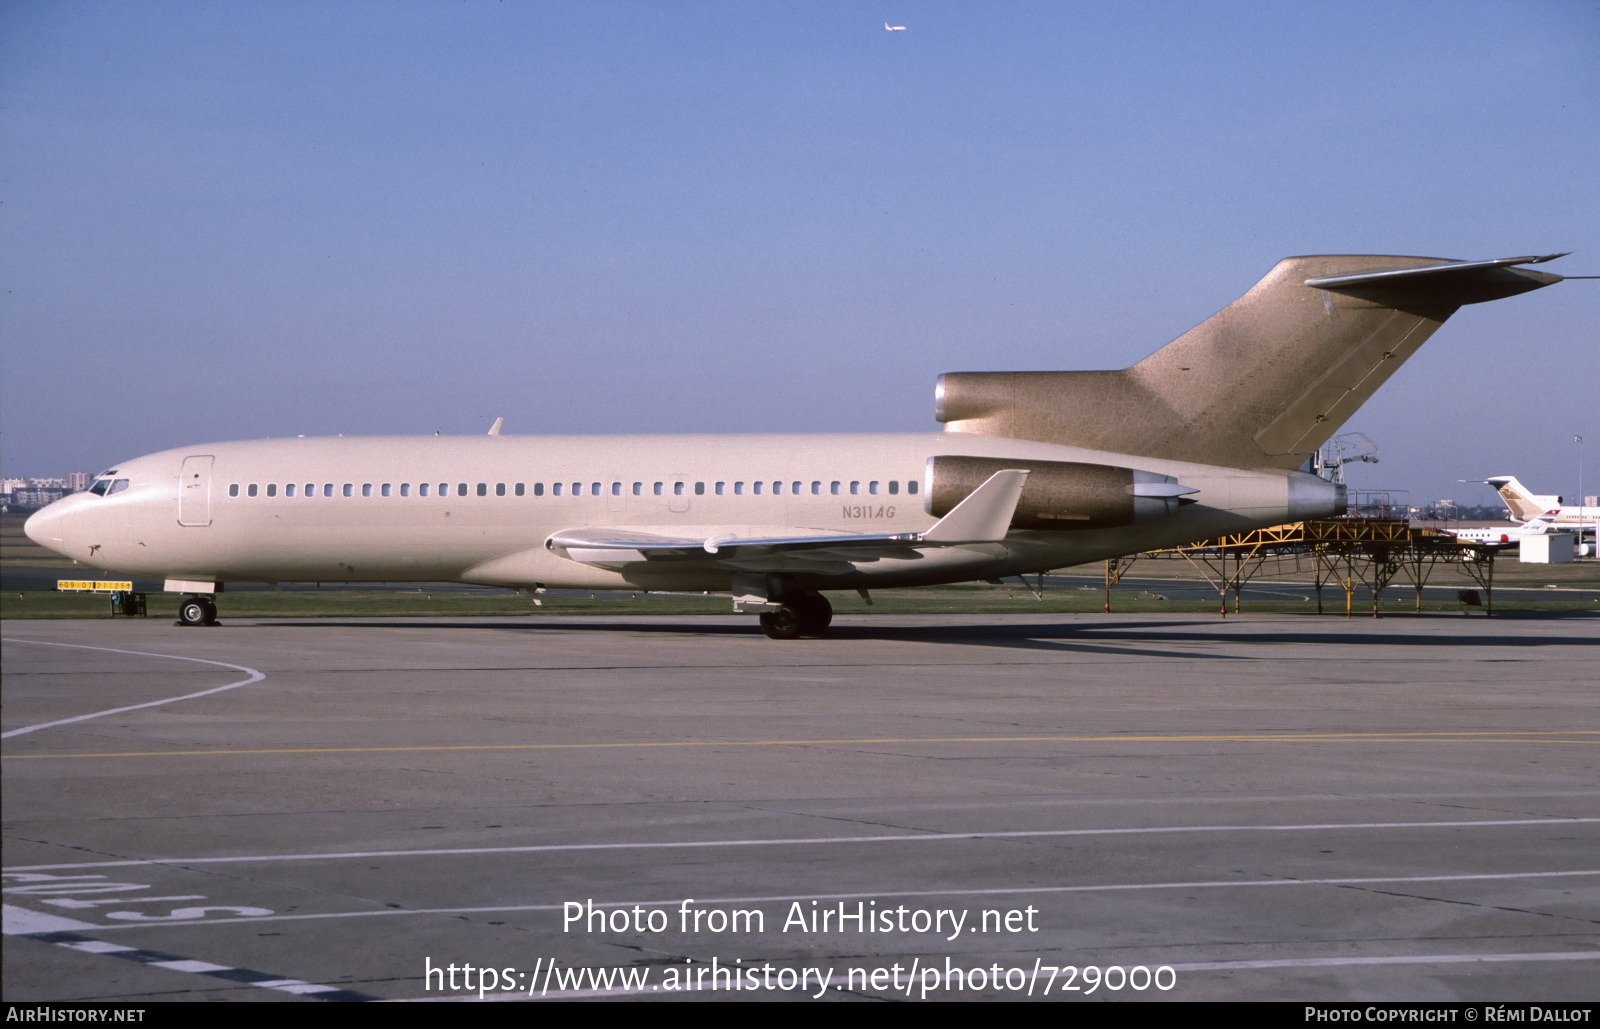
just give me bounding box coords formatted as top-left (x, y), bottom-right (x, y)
top-left (177, 596), bottom-right (219, 627)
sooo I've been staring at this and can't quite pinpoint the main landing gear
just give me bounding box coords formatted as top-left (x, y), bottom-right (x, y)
top-left (177, 595), bottom-right (219, 627)
top-left (758, 592), bottom-right (832, 640)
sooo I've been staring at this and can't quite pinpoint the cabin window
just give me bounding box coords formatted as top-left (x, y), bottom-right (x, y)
top-left (495, 483), bottom-right (505, 496)
top-left (907, 480), bottom-right (919, 495)
top-left (674, 482), bottom-right (685, 496)
top-left (381, 484), bottom-right (391, 497)
top-left (811, 481), bottom-right (821, 495)
top-left (715, 482), bottom-right (725, 495)
top-left (437, 483), bottom-right (447, 496)
top-left (265, 484), bottom-right (276, 497)
top-left (734, 481), bottom-right (744, 495)
top-left (248, 484), bottom-right (258, 497)
top-left (753, 481), bottom-right (763, 495)
top-left (514, 483), bottom-right (524, 496)
top-left (632, 482), bottom-right (642, 496)
top-left (400, 483), bottom-right (411, 497)
top-left (342, 484), bottom-right (353, 497)
top-left (229, 484), bottom-right (239, 497)
top-left (362, 484), bottom-right (373, 497)
top-left (888, 480), bottom-right (899, 495)
top-left (695, 482), bottom-right (705, 495)
top-left (304, 483), bottom-right (314, 497)
top-left (773, 481), bottom-right (783, 495)
top-left (654, 482), bottom-right (663, 496)
top-left (419, 483), bottom-right (429, 496)
top-left (590, 482), bottom-right (600, 495)
top-left (869, 481), bottom-right (879, 495)
top-left (474, 483), bottom-right (484, 497)
top-left (286, 484), bottom-right (296, 497)
top-left (553, 482), bottom-right (563, 496)
top-left (831, 481), bottom-right (841, 495)
top-left (457, 483), bottom-right (467, 497)
top-left (850, 481), bottom-right (860, 495)
top-left (533, 483), bottom-right (544, 496)
top-left (572, 482), bottom-right (582, 495)
top-left (325, 484), bottom-right (335, 497)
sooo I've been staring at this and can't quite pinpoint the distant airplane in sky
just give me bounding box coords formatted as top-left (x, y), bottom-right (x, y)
top-left (885, 23), bottom-right (906, 31)
top-left (27, 253), bottom-right (1572, 637)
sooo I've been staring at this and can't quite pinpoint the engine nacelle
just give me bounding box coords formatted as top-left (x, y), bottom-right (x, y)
top-left (925, 455), bottom-right (1193, 530)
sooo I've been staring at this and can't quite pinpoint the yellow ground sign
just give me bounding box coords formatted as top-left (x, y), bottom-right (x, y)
top-left (57, 580), bottom-right (134, 592)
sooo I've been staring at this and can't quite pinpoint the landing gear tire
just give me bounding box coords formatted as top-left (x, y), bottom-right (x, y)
top-left (794, 593), bottom-right (832, 636)
top-left (178, 597), bottom-right (217, 627)
top-left (759, 594), bottom-right (830, 639)
top-left (760, 606), bottom-right (803, 640)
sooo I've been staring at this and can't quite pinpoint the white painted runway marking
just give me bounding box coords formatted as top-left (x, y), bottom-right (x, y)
top-left (2, 903), bottom-right (372, 1001)
top-left (0, 638), bottom-right (267, 739)
top-left (8, 816), bottom-right (1596, 872)
top-left (151, 958), bottom-right (232, 973)
top-left (3, 904), bottom-right (96, 935)
top-left (27, 869), bottom-right (1598, 931)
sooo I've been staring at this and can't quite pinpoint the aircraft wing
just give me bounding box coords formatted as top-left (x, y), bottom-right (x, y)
top-left (550, 469), bottom-right (1029, 569)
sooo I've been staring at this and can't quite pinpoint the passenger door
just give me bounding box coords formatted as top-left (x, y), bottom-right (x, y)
top-left (178, 455), bottom-right (213, 526)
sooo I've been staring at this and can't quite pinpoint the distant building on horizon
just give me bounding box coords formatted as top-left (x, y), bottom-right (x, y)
top-left (0, 473), bottom-right (92, 513)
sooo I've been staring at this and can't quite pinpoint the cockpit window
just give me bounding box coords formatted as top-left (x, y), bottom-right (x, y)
top-left (107, 479), bottom-right (130, 495)
top-left (86, 469), bottom-right (122, 496)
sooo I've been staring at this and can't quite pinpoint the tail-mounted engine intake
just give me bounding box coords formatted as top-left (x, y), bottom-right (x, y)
top-left (925, 455), bottom-right (1196, 530)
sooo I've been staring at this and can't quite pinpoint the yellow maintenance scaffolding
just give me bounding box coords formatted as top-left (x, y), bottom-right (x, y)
top-left (1103, 519), bottom-right (1499, 617)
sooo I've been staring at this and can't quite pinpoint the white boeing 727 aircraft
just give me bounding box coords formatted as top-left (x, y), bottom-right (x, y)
top-left (25, 253), bottom-right (1571, 637)
top-left (1482, 475), bottom-right (1598, 530)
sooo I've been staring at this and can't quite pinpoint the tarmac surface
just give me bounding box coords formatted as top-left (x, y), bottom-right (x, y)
top-left (3, 612), bottom-right (1597, 1003)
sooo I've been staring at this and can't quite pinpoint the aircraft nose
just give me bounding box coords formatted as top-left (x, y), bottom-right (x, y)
top-left (24, 503), bottom-right (68, 547)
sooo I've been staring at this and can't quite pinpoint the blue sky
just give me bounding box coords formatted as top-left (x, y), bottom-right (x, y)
top-left (2, 1), bottom-right (1596, 508)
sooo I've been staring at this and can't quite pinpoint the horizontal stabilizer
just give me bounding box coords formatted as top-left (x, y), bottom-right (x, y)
top-left (1304, 254), bottom-right (1566, 306)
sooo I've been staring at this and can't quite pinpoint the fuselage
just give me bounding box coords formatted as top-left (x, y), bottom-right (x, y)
top-left (24, 431), bottom-right (1339, 592)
